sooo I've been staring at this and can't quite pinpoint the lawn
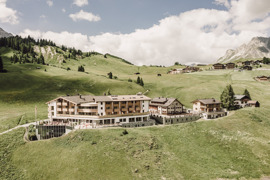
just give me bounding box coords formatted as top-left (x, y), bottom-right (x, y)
top-left (1, 47), bottom-right (270, 179)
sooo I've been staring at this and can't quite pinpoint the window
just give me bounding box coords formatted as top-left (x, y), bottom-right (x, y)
top-left (106, 107), bottom-right (110, 109)
top-left (51, 106), bottom-right (54, 110)
top-left (101, 102), bottom-right (103, 105)
top-left (101, 107), bottom-right (103, 110)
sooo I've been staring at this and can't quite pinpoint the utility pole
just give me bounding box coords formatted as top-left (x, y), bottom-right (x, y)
top-left (35, 105), bottom-right (37, 121)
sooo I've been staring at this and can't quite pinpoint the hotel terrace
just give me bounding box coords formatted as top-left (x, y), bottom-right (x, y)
top-left (46, 94), bottom-right (151, 127)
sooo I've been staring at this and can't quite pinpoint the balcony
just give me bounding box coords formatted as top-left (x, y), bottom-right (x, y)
top-left (106, 109), bottom-right (113, 113)
top-left (78, 109), bottom-right (98, 113)
top-left (57, 108), bottom-right (62, 111)
top-left (57, 102), bottom-right (62, 106)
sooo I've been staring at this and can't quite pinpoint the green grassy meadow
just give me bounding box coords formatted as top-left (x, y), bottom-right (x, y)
top-left (1, 46), bottom-right (270, 179)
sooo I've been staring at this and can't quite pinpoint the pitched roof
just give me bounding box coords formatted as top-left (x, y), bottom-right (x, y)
top-left (150, 97), bottom-right (183, 107)
top-left (247, 100), bottom-right (259, 104)
top-left (47, 94), bottom-right (151, 104)
top-left (61, 95), bottom-right (96, 104)
top-left (234, 95), bottom-right (250, 100)
top-left (192, 98), bottom-right (221, 105)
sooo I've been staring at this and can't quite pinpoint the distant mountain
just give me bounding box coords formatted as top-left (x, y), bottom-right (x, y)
top-left (218, 37), bottom-right (270, 63)
top-left (0, 27), bottom-right (13, 38)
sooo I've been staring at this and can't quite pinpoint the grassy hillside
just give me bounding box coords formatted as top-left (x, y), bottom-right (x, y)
top-left (1, 46), bottom-right (270, 179)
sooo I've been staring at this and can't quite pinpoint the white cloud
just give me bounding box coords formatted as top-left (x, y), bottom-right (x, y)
top-left (46, 0), bottom-right (53, 7)
top-left (69, 10), bottom-right (100, 22)
top-left (20, 29), bottom-right (92, 52)
top-left (40, 15), bottom-right (46, 19)
top-left (214, 0), bottom-right (230, 8)
top-left (73, 0), bottom-right (88, 7)
top-left (19, 0), bottom-right (270, 66)
top-left (0, 0), bottom-right (19, 24)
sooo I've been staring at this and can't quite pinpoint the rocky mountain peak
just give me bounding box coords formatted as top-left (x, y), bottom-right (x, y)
top-left (0, 27), bottom-right (13, 38)
top-left (218, 36), bottom-right (270, 63)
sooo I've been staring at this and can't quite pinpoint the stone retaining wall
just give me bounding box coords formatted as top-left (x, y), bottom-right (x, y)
top-left (121, 120), bottom-right (155, 128)
top-left (151, 114), bottom-right (200, 125)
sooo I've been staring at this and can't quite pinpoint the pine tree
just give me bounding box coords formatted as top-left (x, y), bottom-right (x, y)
top-left (108, 72), bottom-right (113, 79)
top-left (40, 54), bottom-right (45, 64)
top-left (0, 56), bottom-right (3, 72)
top-left (220, 84), bottom-right (235, 110)
top-left (243, 89), bottom-right (251, 99)
top-left (107, 89), bottom-right (111, 95)
top-left (140, 78), bottom-right (144, 86)
top-left (78, 65), bottom-right (85, 72)
top-left (137, 76), bottom-right (141, 84)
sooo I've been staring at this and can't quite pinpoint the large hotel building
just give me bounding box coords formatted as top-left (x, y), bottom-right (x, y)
top-left (46, 94), bottom-right (151, 127)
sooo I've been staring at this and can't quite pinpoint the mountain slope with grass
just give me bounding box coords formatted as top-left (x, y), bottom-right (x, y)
top-left (1, 36), bottom-right (270, 179)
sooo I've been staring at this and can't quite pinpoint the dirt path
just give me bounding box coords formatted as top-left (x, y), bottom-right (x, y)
top-left (0, 120), bottom-right (47, 136)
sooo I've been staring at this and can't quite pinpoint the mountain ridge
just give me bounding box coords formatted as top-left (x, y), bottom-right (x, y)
top-left (218, 37), bottom-right (270, 63)
top-left (0, 27), bottom-right (13, 38)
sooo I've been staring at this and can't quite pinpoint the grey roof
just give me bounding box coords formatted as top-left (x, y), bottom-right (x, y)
top-left (234, 95), bottom-right (250, 100)
top-left (61, 95), bottom-right (95, 104)
top-left (47, 94), bottom-right (151, 104)
top-left (150, 97), bottom-right (183, 107)
top-left (151, 97), bottom-right (168, 103)
top-left (193, 98), bottom-right (221, 105)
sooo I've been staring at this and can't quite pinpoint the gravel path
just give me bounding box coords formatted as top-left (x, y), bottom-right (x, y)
top-left (0, 120), bottom-right (47, 136)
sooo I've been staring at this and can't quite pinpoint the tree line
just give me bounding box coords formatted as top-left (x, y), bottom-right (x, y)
top-left (0, 35), bottom-right (88, 65)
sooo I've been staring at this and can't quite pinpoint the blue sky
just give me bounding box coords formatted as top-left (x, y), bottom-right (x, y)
top-left (1, 0), bottom-right (270, 65)
top-left (3, 0), bottom-right (224, 35)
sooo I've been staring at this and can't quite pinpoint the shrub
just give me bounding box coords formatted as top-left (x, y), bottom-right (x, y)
top-left (122, 129), bottom-right (128, 135)
top-left (78, 65), bottom-right (85, 72)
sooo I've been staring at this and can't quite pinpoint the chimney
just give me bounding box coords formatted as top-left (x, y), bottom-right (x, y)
top-left (79, 94), bottom-right (82, 99)
top-left (104, 93), bottom-right (106, 96)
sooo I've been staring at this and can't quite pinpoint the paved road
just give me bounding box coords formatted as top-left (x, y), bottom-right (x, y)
top-left (0, 121), bottom-right (44, 136)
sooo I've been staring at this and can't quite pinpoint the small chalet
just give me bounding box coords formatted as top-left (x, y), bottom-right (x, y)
top-left (242, 66), bottom-right (253, 71)
top-left (256, 76), bottom-right (270, 81)
top-left (254, 60), bottom-right (263, 65)
top-left (247, 101), bottom-right (260, 108)
top-left (226, 63), bottom-right (235, 69)
top-left (242, 61), bottom-right (252, 66)
top-left (192, 98), bottom-right (227, 119)
top-left (213, 63), bottom-right (225, 70)
top-left (149, 97), bottom-right (185, 115)
top-left (182, 66), bottom-right (199, 73)
top-left (168, 69), bottom-right (181, 74)
top-left (234, 95), bottom-right (251, 108)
